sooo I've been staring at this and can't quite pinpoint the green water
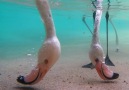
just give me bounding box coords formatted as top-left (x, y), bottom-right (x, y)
top-left (0, 0), bottom-right (129, 61)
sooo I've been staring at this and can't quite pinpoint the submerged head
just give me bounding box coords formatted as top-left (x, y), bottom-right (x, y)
top-left (95, 58), bottom-right (119, 80)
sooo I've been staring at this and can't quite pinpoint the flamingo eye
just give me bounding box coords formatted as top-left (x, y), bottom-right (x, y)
top-left (44, 59), bottom-right (48, 64)
top-left (95, 58), bottom-right (99, 62)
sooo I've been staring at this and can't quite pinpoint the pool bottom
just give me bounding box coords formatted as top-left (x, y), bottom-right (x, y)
top-left (0, 43), bottom-right (129, 90)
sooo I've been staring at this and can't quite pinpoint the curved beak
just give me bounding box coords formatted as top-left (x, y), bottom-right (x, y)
top-left (17, 64), bottom-right (48, 85)
top-left (95, 59), bottom-right (119, 80)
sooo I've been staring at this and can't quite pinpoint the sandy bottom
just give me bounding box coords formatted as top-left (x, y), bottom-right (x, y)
top-left (0, 44), bottom-right (129, 90)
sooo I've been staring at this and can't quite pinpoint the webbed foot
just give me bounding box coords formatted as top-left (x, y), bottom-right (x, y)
top-left (105, 56), bottom-right (115, 66)
top-left (82, 63), bottom-right (95, 69)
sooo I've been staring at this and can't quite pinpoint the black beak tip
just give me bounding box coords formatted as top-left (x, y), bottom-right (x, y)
top-left (112, 73), bottom-right (119, 79)
top-left (17, 75), bottom-right (26, 84)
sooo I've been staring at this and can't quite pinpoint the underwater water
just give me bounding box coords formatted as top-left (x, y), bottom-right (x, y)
top-left (0, 0), bottom-right (129, 61)
top-left (1, 0), bottom-right (129, 90)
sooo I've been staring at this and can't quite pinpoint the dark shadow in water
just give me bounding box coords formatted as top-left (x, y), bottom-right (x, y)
top-left (13, 86), bottom-right (42, 90)
top-left (100, 80), bottom-right (117, 84)
top-left (83, 78), bottom-right (118, 85)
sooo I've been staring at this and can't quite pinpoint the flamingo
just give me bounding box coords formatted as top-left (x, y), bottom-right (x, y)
top-left (89, 0), bottom-right (119, 80)
top-left (17, 0), bottom-right (61, 85)
top-left (82, 0), bottom-right (119, 68)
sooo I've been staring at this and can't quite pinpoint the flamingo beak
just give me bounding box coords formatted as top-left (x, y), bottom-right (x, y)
top-left (17, 68), bottom-right (42, 85)
top-left (17, 64), bottom-right (48, 85)
top-left (95, 59), bottom-right (119, 80)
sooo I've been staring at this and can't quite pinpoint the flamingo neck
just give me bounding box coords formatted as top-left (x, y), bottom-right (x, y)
top-left (36, 0), bottom-right (56, 39)
top-left (92, 0), bottom-right (103, 45)
top-left (44, 15), bottom-right (56, 38)
top-left (92, 27), bottom-right (100, 44)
